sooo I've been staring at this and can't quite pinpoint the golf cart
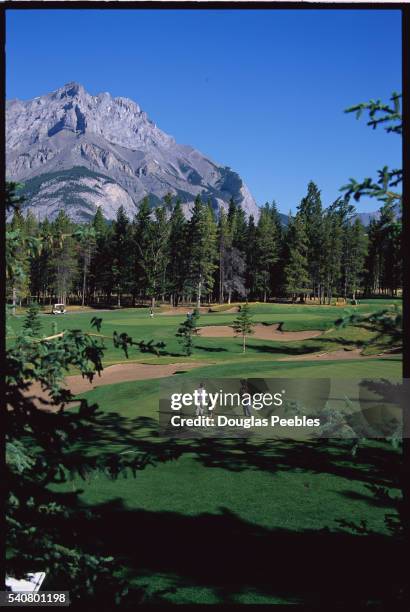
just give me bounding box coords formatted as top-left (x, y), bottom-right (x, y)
top-left (52, 303), bottom-right (66, 315)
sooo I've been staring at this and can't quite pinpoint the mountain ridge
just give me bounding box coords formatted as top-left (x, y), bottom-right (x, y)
top-left (6, 82), bottom-right (386, 226)
top-left (6, 82), bottom-right (259, 221)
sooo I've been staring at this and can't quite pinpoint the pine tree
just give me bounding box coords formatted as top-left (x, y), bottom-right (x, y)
top-left (322, 203), bottom-right (344, 304)
top-left (224, 201), bottom-right (247, 303)
top-left (232, 303), bottom-right (254, 353)
top-left (96, 224), bottom-right (116, 305)
top-left (176, 308), bottom-right (200, 356)
top-left (378, 204), bottom-right (401, 296)
top-left (217, 209), bottom-right (230, 304)
top-left (24, 214), bottom-right (46, 304)
top-left (92, 206), bottom-right (107, 235)
top-left (186, 196), bottom-right (218, 308)
top-left (341, 92), bottom-right (402, 208)
top-left (148, 205), bottom-right (170, 307)
top-left (269, 200), bottom-right (284, 240)
top-left (362, 204), bottom-right (401, 298)
top-left (363, 219), bottom-right (381, 295)
top-left (228, 198), bottom-right (248, 253)
top-left (245, 215), bottom-right (257, 299)
top-left (131, 197), bottom-right (152, 305)
top-left (341, 91), bottom-right (402, 299)
top-left (168, 199), bottom-right (187, 306)
top-left (217, 205), bottom-right (246, 304)
top-left (73, 225), bottom-right (96, 306)
top-left (22, 300), bottom-right (42, 337)
top-left (49, 211), bottom-right (78, 306)
top-left (88, 208), bottom-right (109, 303)
top-left (268, 200), bottom-right (284, 297)
top-left (282, 213), bottom-right (309, 301)
top-left (132, 200), bottom-right (170, 308)
top-left (111, 206), bottom-right (132, 307)
top-left (344, 218), bottom-right (368, 301)
top-left (254, 203), bottom-right (279, 302)
top-left (8, 208), bottom-right (31, 311)
top-left (31, 219), bottom-right (53, 306)
top-left (297, 182), bottom-right (323, 301)
top-left (222, 246), bottom-right (246, 303)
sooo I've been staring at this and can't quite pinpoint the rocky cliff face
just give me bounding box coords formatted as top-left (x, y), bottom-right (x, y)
top-left (6, 82), bottom-right (259, 222)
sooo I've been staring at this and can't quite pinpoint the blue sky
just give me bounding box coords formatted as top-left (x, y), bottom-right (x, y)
top-left (6, 9), bottom-right (402, 214)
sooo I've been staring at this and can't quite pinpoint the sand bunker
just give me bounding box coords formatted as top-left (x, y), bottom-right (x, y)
top-left (23, 361), bottom-right (206, 410)
top-left (159, 305), bottom-right (239, 316)
top-left (198, 324), bottom-right (323, 342)
top-left (66, 361), bottom-right (205, 394)
top-left (159, 307), bottom-right (210, 316)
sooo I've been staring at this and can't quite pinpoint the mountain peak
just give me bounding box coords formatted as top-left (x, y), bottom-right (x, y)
top-left (6, 83), bottom-right (259, 222)
top-left (54, 81), bottom-right (85, 98)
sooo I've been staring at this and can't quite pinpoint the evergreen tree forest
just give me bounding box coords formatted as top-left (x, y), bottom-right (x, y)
top-left (6, 184), bottom-right (402, 310)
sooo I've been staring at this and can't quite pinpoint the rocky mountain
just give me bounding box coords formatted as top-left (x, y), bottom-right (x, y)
top-left (353, 211), bottom-right (382, 226)
top-left (6, 82), bottom-right (259, 222)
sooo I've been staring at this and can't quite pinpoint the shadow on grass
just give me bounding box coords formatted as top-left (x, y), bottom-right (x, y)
top-left (246, 343), bottom-right (320, 356)
top-left (36, 404), bottom-right (404, 606)
top-left (338, 488), bottom-right (399, 509)
top-left (195, 346), bottom-right (229, 353)
top-left (315, 336), bottom-right (366, 348)
top-left (243, 334), bottom-right (369, 357)
top-left (157, 349), bottom-right (180, 357)
top-left (53, 497), bottom-right (404, 606)
top-left (189, 436), bottom-right (402, 488)
top-left (72, 407), bottom-right (402, 490)
top-left (259, 320), bottom-right (282, 328)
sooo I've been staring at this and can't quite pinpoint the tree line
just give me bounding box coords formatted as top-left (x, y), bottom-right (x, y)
top-left (6, 180), bottom-right (402, 309)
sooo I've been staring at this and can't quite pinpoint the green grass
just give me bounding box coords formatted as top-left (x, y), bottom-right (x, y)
top-left (180, 356), bottom-right (402, 379)
top-left (355, 297), bottom-right (402, 305)
top-left (50, 373), bottom-right (403, 604)
top-left (20, 300), bottom-right (401, 603)
top-left (59, 445), bottom-right (399, 535)
top-left (7, 301), bottom-right (402, 369)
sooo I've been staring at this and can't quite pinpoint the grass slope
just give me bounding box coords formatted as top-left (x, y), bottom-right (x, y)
top-left (21, 300), bottom-right (401, 603)
top-left (50, 374), bottom-right (402, 604)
